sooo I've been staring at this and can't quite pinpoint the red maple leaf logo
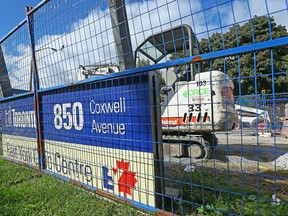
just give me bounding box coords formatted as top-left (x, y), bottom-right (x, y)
top-left (112, 160), bottom-right (137, 197)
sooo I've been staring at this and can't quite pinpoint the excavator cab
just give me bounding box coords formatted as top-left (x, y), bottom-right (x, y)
top-left (134, 24), bottom-right (203, 116)
top-left (134, 24), bottom-right (201, 82)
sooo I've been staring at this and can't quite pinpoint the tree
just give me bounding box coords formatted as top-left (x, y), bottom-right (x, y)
top-left (200, 16), bottom-right (288, 95)
top-left (137, 58), bottom-right (166, 87)
top-left (137, 59), bottom-right (150, 68)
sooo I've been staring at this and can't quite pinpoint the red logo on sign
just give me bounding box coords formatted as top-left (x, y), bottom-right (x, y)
top-left (112, 160), bottom-right (137, 197)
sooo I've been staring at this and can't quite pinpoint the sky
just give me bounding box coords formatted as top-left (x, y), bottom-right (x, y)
top-left (1, 0), bottom-right (287, 40)
top-left (0, 0), bottom-right (41, 40)
top-left (1, 0), bottom-right (287, 90)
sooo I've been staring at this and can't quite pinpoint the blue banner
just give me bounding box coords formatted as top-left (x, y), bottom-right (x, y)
top-left (41, 74), bottom-right (153, 153)
top-left (0, 96), bottom-right (37, 138)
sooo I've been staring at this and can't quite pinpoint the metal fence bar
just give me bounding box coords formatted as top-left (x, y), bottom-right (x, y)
top-left (26, 6), bottom-right (44, 172)
top-left (0, 0), bottom-right (288, 215)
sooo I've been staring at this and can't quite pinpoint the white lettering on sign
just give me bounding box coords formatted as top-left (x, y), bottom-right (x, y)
top-left (53, 102), bottom-right (84, 130)
top-left (91, 120), bottom-right (126, 134)
top-left (90, 97), bottom-right (127, 135)
top-left (4, 107), bottom-right (36, 128)
top-left (53, 98), bottom-right (127, 135)
top-left (89, 97), bottom-right (126, 114)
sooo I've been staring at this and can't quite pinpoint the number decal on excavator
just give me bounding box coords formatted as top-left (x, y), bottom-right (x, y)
top-left (196, 80), bottom-right (206, 86)
top-left (188, 104), bottom-right (201, 112)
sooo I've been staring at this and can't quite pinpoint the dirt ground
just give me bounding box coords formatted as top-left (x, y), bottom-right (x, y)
top-left (214, 130), bottom-right (288, 162)
top-left (162, 130), bottom-right (288, 205)
top-left (163, 129), bottom-right (288, 171)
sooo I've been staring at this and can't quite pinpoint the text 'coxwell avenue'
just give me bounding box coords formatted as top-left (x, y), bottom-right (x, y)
top-left (89, 97), bottom-right (126, 114)
top-left (90, 97), bottom-right (127, 135)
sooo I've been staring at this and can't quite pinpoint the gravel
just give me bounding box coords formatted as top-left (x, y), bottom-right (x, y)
top-left (275, 153), bottom-right (288, 170)
top-left (164, 133), bottom-right (288, 171)
top-left (226, 155), bottom-right (258, 167)
top-left (165, 152), bottom-right (288, 171)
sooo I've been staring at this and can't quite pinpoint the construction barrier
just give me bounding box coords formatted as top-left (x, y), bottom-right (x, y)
top-left (1, 0), bottom-right (288, 215)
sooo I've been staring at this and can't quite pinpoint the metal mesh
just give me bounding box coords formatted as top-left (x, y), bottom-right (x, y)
top-left (0, 21), bottom-right (31, 96)
top-left (0, 0), bottom-right (288, 215)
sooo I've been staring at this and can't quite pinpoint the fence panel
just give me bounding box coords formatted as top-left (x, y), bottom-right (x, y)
top-left (0, 0), bottom-right (288, 215)
top-left (40, 72), bottom-right (161, 209)
top-left (0, 94), bottom-right (38, 167)
top-left (30, 0), bottom-right (120, 89)
top-left (0, 21), bottom-right (31, 97)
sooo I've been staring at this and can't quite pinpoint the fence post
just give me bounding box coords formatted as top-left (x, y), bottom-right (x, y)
top-left (262, 90), bottom-right (268, 132)
top-left (25, 6), bottom-right (44, 172)
top-left (108, 0), bottom-right (135, 70)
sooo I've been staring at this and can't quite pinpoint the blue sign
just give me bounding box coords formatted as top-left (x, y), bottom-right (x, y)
top-left (0, 96), bottom-right (37, 138)
top-left (0, 73), bottom-right (157, 209)
top-left (41, 74), bottom-right (153, 153)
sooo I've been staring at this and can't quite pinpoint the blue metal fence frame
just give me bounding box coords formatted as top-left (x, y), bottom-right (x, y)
top-left (0, 0), bottom-right (288, 215)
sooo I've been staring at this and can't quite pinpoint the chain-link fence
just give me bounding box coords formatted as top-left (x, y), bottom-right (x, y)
top-left (1, 0), bottom-right (288, 215)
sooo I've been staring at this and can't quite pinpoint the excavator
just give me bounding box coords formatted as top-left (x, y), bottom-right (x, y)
top-left (77, 24), bottom-right (238, 159)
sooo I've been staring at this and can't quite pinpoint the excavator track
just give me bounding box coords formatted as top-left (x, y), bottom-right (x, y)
top-left (162, 133), bottom-right (218, 159)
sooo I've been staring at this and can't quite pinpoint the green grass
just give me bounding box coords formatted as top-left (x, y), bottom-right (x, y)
top-left (0, 158), bottom-right (150, 216)
top-left (1, 157), bottom-right (287, 216)
top-left (0, 134), bottom-right (2, 155)
top-left (164, 164), bottom-right (288, 215)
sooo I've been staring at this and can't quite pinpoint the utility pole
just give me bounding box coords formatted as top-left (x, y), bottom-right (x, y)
top-left (109, 0), bottom-right (135, 70)
top-left (0, 45), bottom-right (13, 98)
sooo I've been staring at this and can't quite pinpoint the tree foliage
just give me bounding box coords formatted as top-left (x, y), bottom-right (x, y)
top-left (137, 58), bottom-right (166, 87)
top-left (200, 16), bottom-right (288, 95)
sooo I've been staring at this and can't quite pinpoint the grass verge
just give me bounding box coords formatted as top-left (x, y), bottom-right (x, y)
top-left (164, 163), bottom-right (288, 215)
top-left (1, 156), bottom-right (287, 215)
top-left (0, 158), bottom-right (150, 216)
